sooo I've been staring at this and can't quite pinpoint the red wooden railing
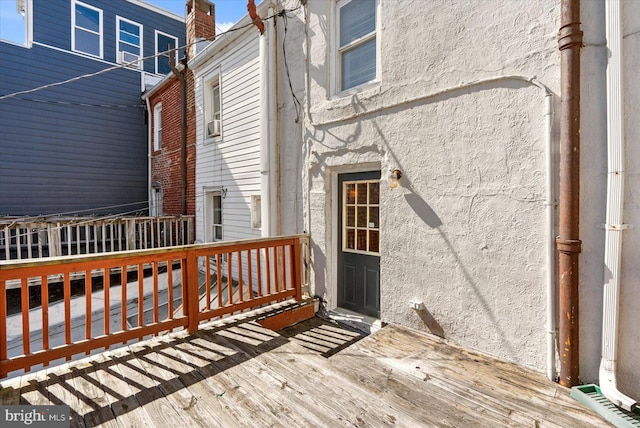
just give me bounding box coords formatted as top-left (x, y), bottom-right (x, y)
top-left (0, 234), bottom-right (310, 378)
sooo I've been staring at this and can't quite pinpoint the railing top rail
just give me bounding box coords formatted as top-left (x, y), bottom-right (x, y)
top-left (0, 233), bottom-right (310, 271)
top-left (0, 215), bottom-right (195, 226)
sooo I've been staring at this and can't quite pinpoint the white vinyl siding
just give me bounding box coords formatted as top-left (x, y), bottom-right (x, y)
top-left (194, 31), bottom-right (262, 244)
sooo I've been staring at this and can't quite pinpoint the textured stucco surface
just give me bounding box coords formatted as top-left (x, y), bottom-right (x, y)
top-left (303, 0), bottom-right (560, 371)
top-left (299, 0), bottom-right (639, 400)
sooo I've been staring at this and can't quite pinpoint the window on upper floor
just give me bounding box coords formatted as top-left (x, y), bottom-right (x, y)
top-left (153, 103), bottom-right (162, 151)
top-left (0, 0), bottom-right (32, 47)
top-left (72, 0), bottom-right (103, 58)
top-left (337, 0), bottom-right (378, 92)
top-left (204, 71), bottom-right (222, 141)
top-left (117, 16), bottom-right (142, 69)
top-left (155, 30), bottom-right (178, 75)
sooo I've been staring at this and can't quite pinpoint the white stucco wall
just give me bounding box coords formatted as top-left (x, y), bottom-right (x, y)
top-left (304, 0), bottom-right (560, 371)
top-left (580, 0), bottom-right (640, 400)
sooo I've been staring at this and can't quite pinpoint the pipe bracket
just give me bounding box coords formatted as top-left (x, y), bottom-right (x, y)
top-left (556, 238), bottom-right (582, 254)
top-left (558, 23), bottom-right (584, 51)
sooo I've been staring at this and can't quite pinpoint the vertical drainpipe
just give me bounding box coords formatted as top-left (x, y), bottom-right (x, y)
top-left (599, 0), bottom-right (637, 412)
top-left (145, 97), bottom-right (153, 216)
top-left (556, 0), bottom-right (583, 387)
top-left (259, 17), bottom-right (271, 238)
top-left (268, 4), bottom-right (279, 237)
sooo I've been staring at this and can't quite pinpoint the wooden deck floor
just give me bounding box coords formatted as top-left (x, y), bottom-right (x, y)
top-left (1, 310), bottom-right (611, 427)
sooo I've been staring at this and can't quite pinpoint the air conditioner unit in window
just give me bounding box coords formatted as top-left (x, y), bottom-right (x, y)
top-left (206, 119), bottom-right (221, 138)
top-left (120, 51), bottom-right (140, 68)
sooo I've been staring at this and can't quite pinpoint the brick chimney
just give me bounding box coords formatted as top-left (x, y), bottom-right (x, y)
top-left (186, 0), bottom-right (215, 59)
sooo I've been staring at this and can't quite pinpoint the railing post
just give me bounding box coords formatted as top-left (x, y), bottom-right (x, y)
top-left (294, 238), bottom-right (303, 301)
top-left (185, 249), bottom-right (200, 333)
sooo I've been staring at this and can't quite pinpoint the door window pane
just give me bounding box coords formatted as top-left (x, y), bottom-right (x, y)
top-left (343, 179), bottom-right (380, 255)
top-left (346, 206), bottom-right (355, 227)
top-left (346, 183), bottom-right (356, 204)
top-left (346, 229), bottom-right (355, 250)
top-left (369, 230), bottom-right (379, 252)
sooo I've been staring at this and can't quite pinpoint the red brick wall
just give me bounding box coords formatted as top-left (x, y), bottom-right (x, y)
top-left (149, 69), bottom-right (196, 217)
top-left (186, 1), bottom-right (215, 58)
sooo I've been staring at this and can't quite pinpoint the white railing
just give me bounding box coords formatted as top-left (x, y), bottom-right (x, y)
top-left (0, 216), bottom-right (194, 262)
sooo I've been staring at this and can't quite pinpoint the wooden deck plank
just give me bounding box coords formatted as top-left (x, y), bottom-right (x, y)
top-left (0, 313), bottom-right (613, 428)
top-left (64, 359), bottom-right (119, 428)
top-left (18, 367), bottom-right (50, 405)
top-left (87, 352), bottom-right (157, 428)
top-left (342, 324), bottom-right (611, 428)
top-left (171, 327), bottom-right (300, 427)
top-left (215, 322), bottom-right (434, 427)
top-left (45, 364), bottom-right (86, 428)
top-left (205, 325), bottom-right (349, 427)
top-left (123, 338), bottom-right (227, 428)
top-left (102, 344), bottom-right (197, 428)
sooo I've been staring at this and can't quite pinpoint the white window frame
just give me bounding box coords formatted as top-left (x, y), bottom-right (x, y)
top-left (153, 102), bottom-right (162, 151)
top-left (204, 190), bottom-right (223, 242)
top-left (71, 0), bottom-right (103, 58)
top-left (333, 0), bottom-right (380, 95)
top-left (0, 0), bottom-right (33, 48)
top-left (116, 16), bottom-right (143, 69)
top-left (251, 195), bottom-right (262, 229)
top-left (155, 30), bottom-right (178, 75)
top-left (203, 68), bottom-right (222, 143)
top-left (151, 184), bottom-right (162, 216)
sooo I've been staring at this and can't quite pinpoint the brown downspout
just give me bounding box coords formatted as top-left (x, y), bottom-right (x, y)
top-left (556, 0), bottom-right (583, 387)
top-left (169, 46), bottom-right (188, 216)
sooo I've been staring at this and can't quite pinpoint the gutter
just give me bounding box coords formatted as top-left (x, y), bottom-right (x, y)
top-left (268, 1), bottom-right (279, 236)
top-left (599, 0), bottom-right (637, 412)
top-left (145, 97), bottom-right (152, 215)
top-left (169, 53), bottom-right (188, 216)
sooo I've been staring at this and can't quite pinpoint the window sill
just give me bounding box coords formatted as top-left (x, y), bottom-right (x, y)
top-left (203, 136), bottom-right (221, 146)
top-left (71, 48), bottom-right (103, 60)
top-left (331, 79), bottom-right (380, 101)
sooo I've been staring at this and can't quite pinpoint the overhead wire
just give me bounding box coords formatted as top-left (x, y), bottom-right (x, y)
top-left (0, 5), bottom-right (301, 102)
top-left (279, 7), bottom-right (303, 123)
top-left (1, 4), bottom-right (306, 239)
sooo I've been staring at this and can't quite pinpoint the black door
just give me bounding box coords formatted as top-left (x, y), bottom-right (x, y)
top-left (337, 171), bottom-right (381, 317)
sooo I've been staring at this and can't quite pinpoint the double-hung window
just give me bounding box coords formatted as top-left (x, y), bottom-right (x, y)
top-left (155, 31), bottom-right (178, 75)
top-left (204, 72), bottom-right (222, 140)
top-left (72, 0), bottom-right (102, 58)
top-left (117, 17), bottom-right (142, 68)
top-left (337, 0), bottom-right (378, 91)
top-left (153, 103), bottom-right (162, 151)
